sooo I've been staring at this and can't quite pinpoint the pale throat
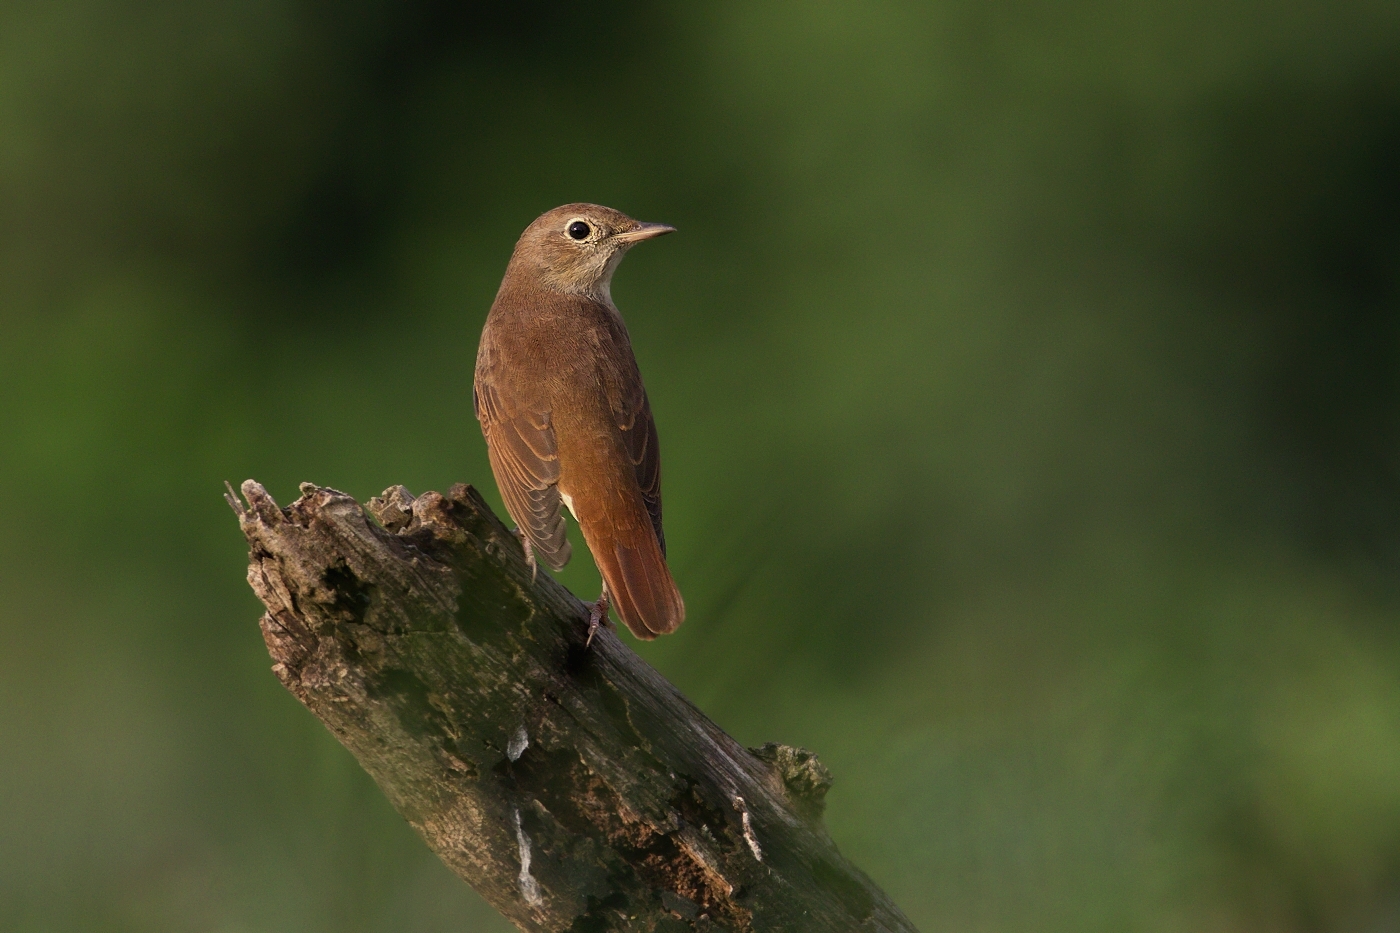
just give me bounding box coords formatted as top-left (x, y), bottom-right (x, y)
top-left (546, 247), bottom-right (629, 304)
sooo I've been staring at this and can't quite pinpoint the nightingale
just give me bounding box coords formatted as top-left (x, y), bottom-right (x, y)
top-left (474, 203), bottom-right (685, 642)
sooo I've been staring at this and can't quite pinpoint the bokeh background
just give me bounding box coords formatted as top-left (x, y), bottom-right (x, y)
top-left (3, 2), bottom-right (1399, 931)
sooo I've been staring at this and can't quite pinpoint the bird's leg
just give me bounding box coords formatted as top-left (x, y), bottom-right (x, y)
top-left (514, 528), bottom-right (538, 583)
top-left (586, 585), bottom-right (612, 648)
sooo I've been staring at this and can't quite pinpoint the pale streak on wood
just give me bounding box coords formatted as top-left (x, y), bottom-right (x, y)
top-left (231, 479), bottom-right (919, 933)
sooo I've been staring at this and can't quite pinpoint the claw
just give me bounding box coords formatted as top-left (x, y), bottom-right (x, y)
top-left (586, 588), bottom-right (611, 648)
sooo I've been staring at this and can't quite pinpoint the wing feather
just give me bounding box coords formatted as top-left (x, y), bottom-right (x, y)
top-left (474, 380), bottom-right (571, 571)
top-left (616, 380), bottom-right (666, 557)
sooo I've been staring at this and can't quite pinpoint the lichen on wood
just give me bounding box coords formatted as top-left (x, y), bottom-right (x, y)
top-left (229, 479), bottom-right (918, 932)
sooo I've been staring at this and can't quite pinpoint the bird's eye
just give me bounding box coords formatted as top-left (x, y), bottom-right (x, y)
top-left (567, 220), bottom-right (591, 240)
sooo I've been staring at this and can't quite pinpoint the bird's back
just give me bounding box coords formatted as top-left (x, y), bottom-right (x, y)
top-left (476, 280), bottom-right (684, 638)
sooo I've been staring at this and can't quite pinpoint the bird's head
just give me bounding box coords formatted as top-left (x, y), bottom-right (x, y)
top-left (509, 203), bottom-right (675, 301)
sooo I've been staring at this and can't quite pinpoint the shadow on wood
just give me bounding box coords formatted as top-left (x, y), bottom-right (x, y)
top-left (228, 479), bottom-right (918, 933)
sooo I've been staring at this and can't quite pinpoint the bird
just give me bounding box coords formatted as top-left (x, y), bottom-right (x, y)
top-left (474, 203), bottom-right (685, 643)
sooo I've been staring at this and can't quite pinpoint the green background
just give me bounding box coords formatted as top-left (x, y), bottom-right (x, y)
top-left (3, 3), bottom-right (1400, 930)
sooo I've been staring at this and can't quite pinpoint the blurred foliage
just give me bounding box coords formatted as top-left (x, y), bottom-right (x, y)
top-left (2, 2), bottom-right (1400, 931)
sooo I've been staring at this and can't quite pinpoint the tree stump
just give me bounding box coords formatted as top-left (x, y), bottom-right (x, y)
top-left (228, 479), bottom-right (918, 933)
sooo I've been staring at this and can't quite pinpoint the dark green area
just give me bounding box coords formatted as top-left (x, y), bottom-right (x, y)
top-left (2, 2), bottom-right (1399, 930)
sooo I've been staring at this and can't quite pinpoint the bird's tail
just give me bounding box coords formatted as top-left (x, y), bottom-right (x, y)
top-left (580, 507), bottom-right (684, 640)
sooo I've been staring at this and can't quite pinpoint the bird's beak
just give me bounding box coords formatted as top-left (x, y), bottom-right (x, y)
top-left (614, 223), bottom-right (676, 243)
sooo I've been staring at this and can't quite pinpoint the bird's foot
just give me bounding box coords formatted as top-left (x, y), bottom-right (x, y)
top-left (513, 528), bottom-right (538, 583)
top-left (586, 590), bottom-right (612, 648)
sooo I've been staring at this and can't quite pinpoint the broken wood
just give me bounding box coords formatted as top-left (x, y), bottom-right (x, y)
top-left (228, 479), bottom-right (918, 932)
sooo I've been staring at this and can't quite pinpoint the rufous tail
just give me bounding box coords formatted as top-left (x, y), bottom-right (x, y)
top-left (578, 511), bottom-right (683, 640)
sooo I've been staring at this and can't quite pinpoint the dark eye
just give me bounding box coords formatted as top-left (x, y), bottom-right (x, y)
top-left (567, 220), bottom-right (591, 240)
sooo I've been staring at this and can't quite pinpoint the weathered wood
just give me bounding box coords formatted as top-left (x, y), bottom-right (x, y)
top-left (229, 479), bottom-right (918, 933)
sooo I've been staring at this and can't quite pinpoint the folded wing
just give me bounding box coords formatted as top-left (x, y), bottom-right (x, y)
top-left (473, 380), bottom-right (571, 571)
top-left (594, 375), bottom-right (684, 637)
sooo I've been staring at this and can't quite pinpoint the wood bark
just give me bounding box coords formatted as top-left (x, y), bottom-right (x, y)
top-left (228, 479), bottom-right (919, 933)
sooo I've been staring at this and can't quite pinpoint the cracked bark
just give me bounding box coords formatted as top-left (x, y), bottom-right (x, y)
top-left (228, 480), bottom-right (919, 933)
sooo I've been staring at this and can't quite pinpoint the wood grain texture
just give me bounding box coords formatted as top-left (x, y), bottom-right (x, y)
top-left (229, 479), bottom-right (918, 933)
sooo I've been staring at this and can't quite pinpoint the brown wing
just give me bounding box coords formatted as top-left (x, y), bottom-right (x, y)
top-left (580, 356), bottom-right (682, 638)
top-left (473, 378), bottom-right (572, 571)
top-left (617, 380), bottom-right (666, 557)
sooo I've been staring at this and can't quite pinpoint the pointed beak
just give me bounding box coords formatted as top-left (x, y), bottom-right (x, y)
top-left (614, 222), bottom-right (676, 243)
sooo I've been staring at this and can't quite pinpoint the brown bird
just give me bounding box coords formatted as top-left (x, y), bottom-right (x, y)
top-left (474, 203), bottom-right (684, 642)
